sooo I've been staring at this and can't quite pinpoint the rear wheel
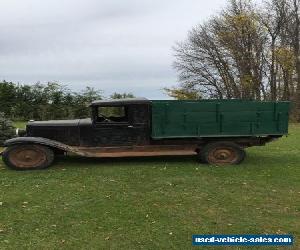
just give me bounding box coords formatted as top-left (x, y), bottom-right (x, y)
top-left (200, 142), bottom-right (245, 165)
top-left (2, 144), bottom-right (54, 170)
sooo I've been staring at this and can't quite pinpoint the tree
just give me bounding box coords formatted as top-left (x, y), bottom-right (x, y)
top-left (0, 81), bottom-right (17, 118)
top-left (169, 0), bottom-right (300, 120)
top-left (259, 0), bottom-right (288, 100)
top-left (173, 0), bottom-right (266, 100)
top-left (110, 92), bottom-right (135, 99)
top-left (215, 1), bottom-right (266, 100)
top-left (72, 87), bottom-right (103, 118)
top-left (289, 0), bottom-right (300, 121)
top-left (164, 86), bottom-right (202, 100)
top-left (0, 112), bottom-right (15, 146)
top-left (0, 81), bottom-right (138, 120)
top-left (174, 22), bottom-right (234, 99)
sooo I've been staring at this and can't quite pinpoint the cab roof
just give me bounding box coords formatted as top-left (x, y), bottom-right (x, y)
top-left (90, 98), bottom-right (151, 106)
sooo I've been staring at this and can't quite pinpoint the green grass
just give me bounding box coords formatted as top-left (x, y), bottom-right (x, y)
top-left (0, 125), bottom-right (300, 249)
top-left (13, 121), bottom-right (27, 129)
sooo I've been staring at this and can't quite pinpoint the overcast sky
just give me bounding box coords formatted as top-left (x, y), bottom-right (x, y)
top-left (0, 0), bottom-right (227, 99)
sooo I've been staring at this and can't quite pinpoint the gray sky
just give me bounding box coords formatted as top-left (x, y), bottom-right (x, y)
top-left (0, 0), bottom-right (226, 99)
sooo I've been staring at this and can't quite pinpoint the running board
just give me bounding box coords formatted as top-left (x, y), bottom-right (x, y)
top-left (70, 145), bottom-right (198, 158)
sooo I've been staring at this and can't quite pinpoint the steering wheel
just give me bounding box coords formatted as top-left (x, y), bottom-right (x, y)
top-left (99, 113), bottom-right (111, 122)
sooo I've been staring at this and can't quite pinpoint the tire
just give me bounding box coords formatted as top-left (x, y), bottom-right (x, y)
top-left (200, 141), bottom-right (246, 165)
top-left (2, 144), bottom-right (54, 171)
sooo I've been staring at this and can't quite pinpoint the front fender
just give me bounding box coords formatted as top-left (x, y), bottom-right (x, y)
top-left (3, 137), bottom-right (80, 155)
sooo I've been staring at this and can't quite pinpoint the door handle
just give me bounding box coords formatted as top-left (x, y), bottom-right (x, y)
top-left (128, 125), bottom-right (134, 128)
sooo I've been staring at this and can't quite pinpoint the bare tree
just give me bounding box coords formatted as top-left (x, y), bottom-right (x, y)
top-left (290, 0), bottom-right (300, 120)
top-left (259, 0), bottom-right (288, 100)
top-left (174, 23), bottom-right (231, 99)
top-left (173, 0), bottom-right (266, 100)
top-left (169, 0), bottom-right (300, 121)
top-left (214, 0), bottom-right (266, 100)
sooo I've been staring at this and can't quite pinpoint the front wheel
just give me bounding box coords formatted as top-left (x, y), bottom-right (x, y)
top-left (199, 142), bottom-right (246, 165)
top-left (2, 144), bottom-right (54, 170)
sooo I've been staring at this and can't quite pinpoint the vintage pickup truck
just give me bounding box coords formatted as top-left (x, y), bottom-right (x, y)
top-left (2, 98), bottom-right (290, 170)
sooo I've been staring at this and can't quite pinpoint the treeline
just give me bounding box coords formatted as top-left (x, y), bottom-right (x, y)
top-left (0, 81), bottom-right (134, 121)
top-left (0, 112), bottom-right (15, 145)
top-left (167, 0), bottom-right (300, 121)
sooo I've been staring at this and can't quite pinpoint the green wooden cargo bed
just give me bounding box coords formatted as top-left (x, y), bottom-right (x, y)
top-left (151, 100), bottom-right (290, 139)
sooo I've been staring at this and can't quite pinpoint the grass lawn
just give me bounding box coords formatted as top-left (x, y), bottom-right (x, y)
top-left (13, 121), bottom-right (27, 129)
top-left (0, 123), bottom-right (299, 249)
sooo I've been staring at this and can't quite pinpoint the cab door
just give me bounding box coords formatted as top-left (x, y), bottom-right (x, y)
top-left (90, 104), bottom-right (149, 147)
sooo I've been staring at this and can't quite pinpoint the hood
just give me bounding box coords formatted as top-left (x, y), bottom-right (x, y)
top-left (27, 118), bottom-right (93, 127)
top-left (28, 119), bottom-right (81, 127)
top-left (25, 119), bottom-right (90, 146)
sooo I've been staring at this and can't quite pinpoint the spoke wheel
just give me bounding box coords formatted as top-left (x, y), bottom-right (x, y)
top-left (200, 142), bottom-right (245, 165)
top-left (2, 145), bottom-right (54, 170)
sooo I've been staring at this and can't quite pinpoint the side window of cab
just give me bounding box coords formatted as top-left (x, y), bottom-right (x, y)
top-left (95, 106), bottom-right (129, 124)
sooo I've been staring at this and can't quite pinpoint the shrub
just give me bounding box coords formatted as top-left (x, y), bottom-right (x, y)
top-left (0, 112), bottom-right (15, 146)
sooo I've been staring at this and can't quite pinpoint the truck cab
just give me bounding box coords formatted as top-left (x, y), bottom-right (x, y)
top-left (80, 98), bottom-right (151, 147)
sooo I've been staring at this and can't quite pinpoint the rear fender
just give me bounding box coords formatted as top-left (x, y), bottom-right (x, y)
top-left (3, 137), bottom-right (83, 156)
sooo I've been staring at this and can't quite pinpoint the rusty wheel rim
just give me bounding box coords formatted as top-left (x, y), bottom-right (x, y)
top-left (207, 147), bottom-right (238, 165)
top-left (9, 146), bottom-right (47, 169)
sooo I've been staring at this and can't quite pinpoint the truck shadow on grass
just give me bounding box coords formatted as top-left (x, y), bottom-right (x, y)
top-left (55, 155), bottom-right (199, 167)
top-left (53, 151), bottom-right (294, 169)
